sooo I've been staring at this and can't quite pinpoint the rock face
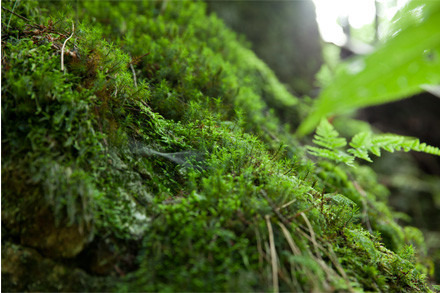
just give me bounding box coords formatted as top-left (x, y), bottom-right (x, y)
top-left (1, 0), bottom-right (434, 292)
top-left (4, 205), bottom-right (92, 259)
top-left (2, 242), bottom-right (107, 292)
top-left (2, 165), bottom-right (94, 259)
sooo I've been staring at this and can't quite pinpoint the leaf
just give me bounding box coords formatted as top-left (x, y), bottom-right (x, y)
top-left (297, 1), bottom-right (440, 136)
top-left (308, 120), bottom-right (440, 166)
top-left (307, 120), bottom-right (354, 166)
top-left (349, 132), bottom-right (371, 149)
top-left (313, 119), bottom-right (347, 149)
top-left (307, 146), bottom-right (355, 166)
top-left (347, 148), bottom-right (372, 162)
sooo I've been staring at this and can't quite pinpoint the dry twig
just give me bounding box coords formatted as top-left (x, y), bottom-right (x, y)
top-left (2, 6), bottom-right (33, 25)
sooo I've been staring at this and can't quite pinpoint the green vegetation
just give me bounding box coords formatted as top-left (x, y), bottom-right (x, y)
top-left (298, 1), bottom-right (440, 136)
top-left (308, 119), bottom-right (440, 166)
top-left (1, 0), bottom-right (438, 291)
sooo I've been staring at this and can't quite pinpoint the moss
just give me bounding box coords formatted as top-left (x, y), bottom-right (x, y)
top-left (1, 0), bottom-right (434, 291)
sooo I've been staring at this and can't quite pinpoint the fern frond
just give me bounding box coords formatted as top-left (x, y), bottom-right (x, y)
top-left (348, 133), bottom-right (440, 161)
top-left (307, 146), bottom-right (355, 166)
top-left (313, 119), bottom-right (347, 149)
top-left (307, 119), bottom-right (440, 166)
top-left (306, 119), bottom-right (354, 166)
top-left (347, 132), bottom-right (373, 162)
top-left (411, 140), bottom-right (440, 156)
top-left (370, 135), bottom-right (406, 153)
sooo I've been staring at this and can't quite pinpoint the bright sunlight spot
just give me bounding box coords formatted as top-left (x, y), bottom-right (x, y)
top-left (312, 0), bottom-right (411, 45)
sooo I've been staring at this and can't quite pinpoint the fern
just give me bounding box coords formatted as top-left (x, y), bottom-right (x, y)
top-left (307, 119), bottom-right (440, 166)
top-left (306, 119), bottom-right (355, 166)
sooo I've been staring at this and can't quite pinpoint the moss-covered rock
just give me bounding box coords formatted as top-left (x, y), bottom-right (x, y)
top-left (1, 241), bottom-right (109, 291)
top-left (1, 0), bottom-right (435, 291)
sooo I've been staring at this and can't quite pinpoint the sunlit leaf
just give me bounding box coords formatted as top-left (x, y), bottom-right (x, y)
top-left (297, 1), bottom-right (440, 136)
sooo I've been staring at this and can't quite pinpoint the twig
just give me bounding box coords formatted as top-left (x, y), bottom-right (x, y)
top-left (283, 165), bottom-right (294, 176)
top-left (2, 6), bottom-right (32, 24)
top-left (289, 205), bottom-right (315, 220)
top-left (262, 126), bottom-right (280, 142)
top-left (61, 21), bottom-right (75, 72)
top-left (128, 52), bottom-right (150, 65)
top-left (265, 215), bottom-right (279, 293)
top-left (269, 143), bottom-right (284, 160)
top-left (277, 222), bottom-right (303, 291)
top-left (106, 60), bottom-right (124, 75)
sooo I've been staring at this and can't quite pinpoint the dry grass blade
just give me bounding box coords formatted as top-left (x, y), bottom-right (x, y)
top-left (278, 221), bottom-right (303, 292)
top-left (265, 215), bottom-right (279, 293)
top-left (254, 226), bottom-right (264, 268)
top-left (300, 212), bottom-right (322, 261)
top-left (276, 199), bottom-right (297, 211)
top-left (278, 222), bottom-right (301, 256)
top-left (7, 0), bottom-right (19, 29)
top-left (130, 63), bottom-right (138, 88)
top-left (295, 226), bottom-right (355, 293)
top-left (61, 21), bottom-right (75, 72)
top-left (279, 222), bottom-right (324, 291)
top-left (326, 245), bottom-right (355, 292)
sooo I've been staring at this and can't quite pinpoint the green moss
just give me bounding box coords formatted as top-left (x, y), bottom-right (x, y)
top-left (1, 0), bottom-right (434, 291)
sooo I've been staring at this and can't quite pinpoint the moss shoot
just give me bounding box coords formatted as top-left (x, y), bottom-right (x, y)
top-left (1, 0), bottom-right (436, 292)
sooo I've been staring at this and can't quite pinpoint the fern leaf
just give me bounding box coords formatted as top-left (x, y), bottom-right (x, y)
top-left (308, 119), bottom-right (440, 166)
top-left (349, 131), bottom-right (372, 149)
top-left (413, 141), bottom-right (440, 155)
top-left (313, 119), bottom-right (347, 149)
top-left (348, 132), bottom-right (372, 162)
top-left (371, 135), bottom-right (404, 153)
top-left (307, 146), bottom-right (355, 166)
top-left (348, 133), bottom-right (440, 162)
top-left (306, 120), bottom-right (355, 166)
top-left (347, 147), bottom-right (372, 162)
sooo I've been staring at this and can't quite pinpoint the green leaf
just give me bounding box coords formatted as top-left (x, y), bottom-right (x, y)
top-left (370, 146), bottom-right (381, 157)
top-left (307, 146), bottom-right (355, 166)
top-left (297, 1), bottom-right (440, 136)
top-left (313, 119), bottom-right (347, 149)
top-left (349, 132), bottom-right (371, 149)
top-left (309, 120), bottom-right (440, 166)
top-left (347, 148), bottom-right (372, 162)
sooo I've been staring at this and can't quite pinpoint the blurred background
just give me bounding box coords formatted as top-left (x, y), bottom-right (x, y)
top-left (207, 0), bottom-right (440, 283)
